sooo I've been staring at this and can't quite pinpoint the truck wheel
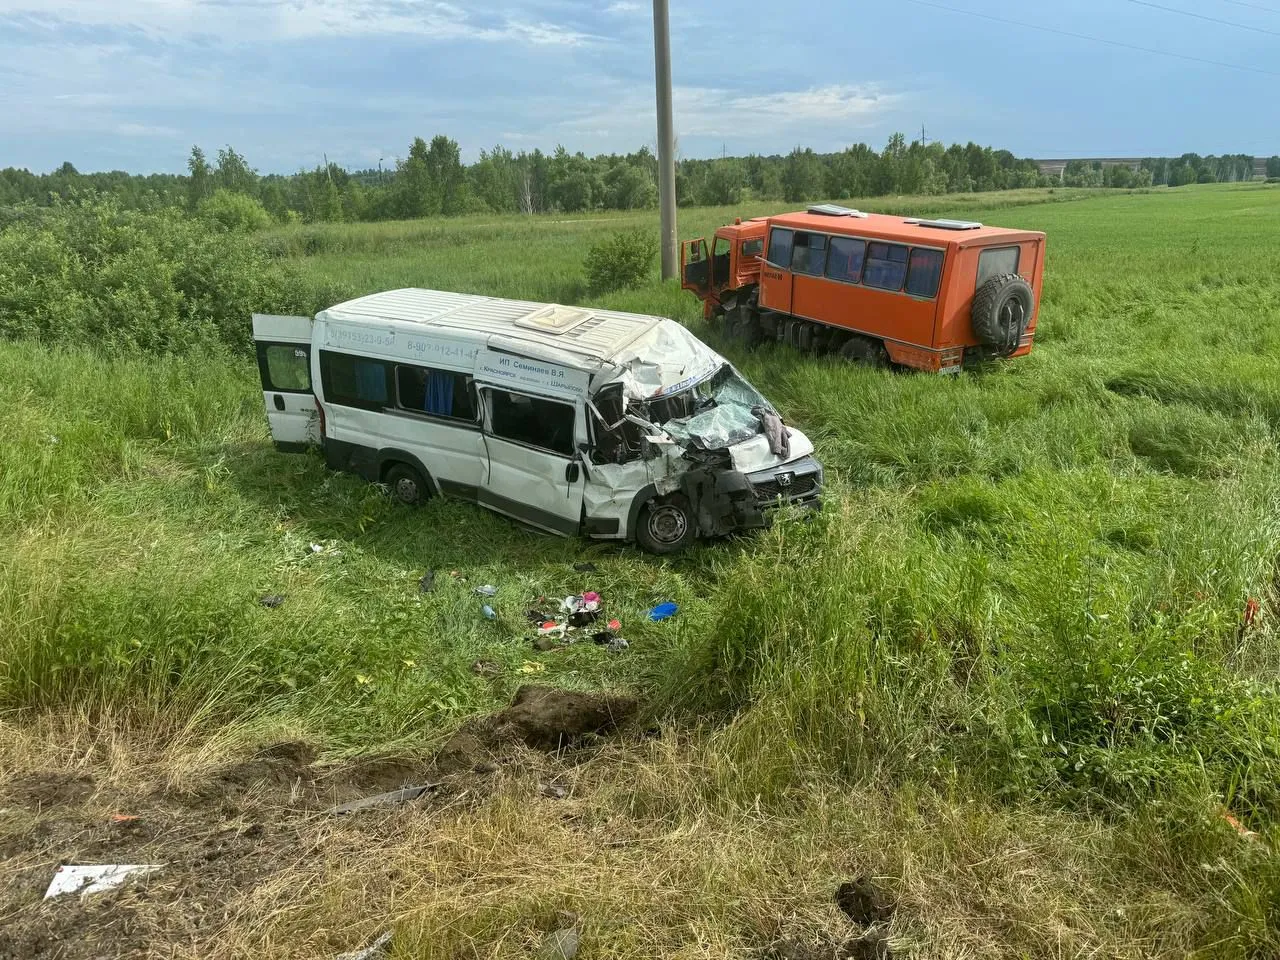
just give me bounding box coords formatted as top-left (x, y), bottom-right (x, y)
top-left (385, 463), bottom-right (428, 506)
top-left (840, 335), bottom-right (889, 368)
top-left (971, 274), bottom-right (1033, 354)
top-left (636, 495), bottom-right (696, 554)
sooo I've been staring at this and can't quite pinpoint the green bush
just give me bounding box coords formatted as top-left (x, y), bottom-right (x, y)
top-left (0, 200), bottom-right (348, 353)
top-left (197, 189), bottom-right (274, 232)
top-left (584, 228), bottom-right (658, 294)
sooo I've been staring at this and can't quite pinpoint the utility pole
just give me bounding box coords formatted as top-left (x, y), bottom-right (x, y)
top-left (652, 0), bottom-right (678, 281)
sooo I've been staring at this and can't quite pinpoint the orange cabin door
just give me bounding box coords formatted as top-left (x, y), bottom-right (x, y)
top-left (681, 238), bottom-right (709, 295)
top-left (758, 226), bottom-right (794, 313)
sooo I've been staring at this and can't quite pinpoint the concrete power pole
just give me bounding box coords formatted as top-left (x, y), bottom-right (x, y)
top-left (652, 0), bottom-right (678, 281)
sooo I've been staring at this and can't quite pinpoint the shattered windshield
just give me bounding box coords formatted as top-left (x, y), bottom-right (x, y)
top-left (649, 365), bottom-right (772, 450)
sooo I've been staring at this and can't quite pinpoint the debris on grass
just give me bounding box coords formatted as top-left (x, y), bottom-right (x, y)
top-left (648, 601), bottom-right (678, 621)
top-left (470, 659), bottom-right (500, 677)
top-left (418, 570), bottom-right (436, 594)
top-left (44, 864), bottom-right (161, 900)
top-left (539, 926), bottom-right (580, 960)
top-left (259, 594), bottom-right (285, 608)
top-left (481, 604), bottom-right (497, 620)
top-left (334, 930), bottom-right (393, 960)
top-left (475, 584), bottom-right (498, 597)
top-left (324, 784), bottom-right (436, 815)
top-left (572, 561), bottom-right (598, 573)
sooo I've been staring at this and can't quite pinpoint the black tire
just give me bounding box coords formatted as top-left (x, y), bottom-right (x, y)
top-left (971, 273), bottom-right (1034, 354)
top-left (384, 462), bottom-right (428, 506)
top-left (635, 494), bottom-right (696, 555)
top-left (839, 335), bottom-right (889, 368)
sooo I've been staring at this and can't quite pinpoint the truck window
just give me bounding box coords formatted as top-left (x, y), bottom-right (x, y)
top-left (825, 237), bottom-right (865, 283)
top-left (395, 364), bottom-right (476, 421)
top-left (767, 228), bottom-right (794, 268)
top-left (319, 350), bottom-right (391, 409)
top-left (791, 232), bottom-right (828, 276)
top-left (977, 246), bottom-right (1021, 288)
top-left (489, 390), bottom-right (575, 457)
top-left (863, 242), bottom-right (909, 291)
top-left (262, 345), bottom-right (311, 391)
top-left (741, 238), bottom-right (764, 257)
top-left (905, 248), bottom-right (944, 298)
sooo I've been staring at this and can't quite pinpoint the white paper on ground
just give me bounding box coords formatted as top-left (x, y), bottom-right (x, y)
top-left (44, 864), bottom-right (161, 899)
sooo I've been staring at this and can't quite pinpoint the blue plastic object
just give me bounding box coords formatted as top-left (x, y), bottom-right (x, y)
top-left (647, 602), bottom-right (678, 622)
top-left (481, 604), bottom-right (496, 620)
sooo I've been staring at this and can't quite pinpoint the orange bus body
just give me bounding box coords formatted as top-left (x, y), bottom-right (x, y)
top-left (681, 209), bottom-right (1047, 373)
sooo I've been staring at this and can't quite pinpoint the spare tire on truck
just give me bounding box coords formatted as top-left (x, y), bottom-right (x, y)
top-left (971, 274), bottom-right (1034, 355)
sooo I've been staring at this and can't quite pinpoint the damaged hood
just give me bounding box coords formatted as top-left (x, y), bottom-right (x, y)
top-left (606, 319), bottom-right (724, 400)
top-left (728, 427), bottom-right (815, 473)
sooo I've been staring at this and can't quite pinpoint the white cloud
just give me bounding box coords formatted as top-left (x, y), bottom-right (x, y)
top-left (556, 83), bottom-right (905, 146)
top-left (606, 1), bottom-right (643, 13)
top-left (0, 0), bottom-right (598, 45)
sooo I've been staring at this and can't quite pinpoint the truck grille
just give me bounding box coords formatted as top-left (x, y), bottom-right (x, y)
top-left (752, 473), bottom-right (819, 501)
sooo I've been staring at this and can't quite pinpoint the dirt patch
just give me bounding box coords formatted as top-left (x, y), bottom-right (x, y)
top-left (2, 772), bottom-right (96, 808)
top-left (435, 685), bottom-right (638, 771)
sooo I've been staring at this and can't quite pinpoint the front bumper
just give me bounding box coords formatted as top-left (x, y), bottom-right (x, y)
top-left (737, 456), bottom-right (824, 528)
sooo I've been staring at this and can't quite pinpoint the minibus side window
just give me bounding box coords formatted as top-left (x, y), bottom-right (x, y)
top-left (319, 350), bottom-right (392, 410)
top-left (488, 390), bottom-right (576, 456)
top-left (395, 364), bottom-right (476, 421)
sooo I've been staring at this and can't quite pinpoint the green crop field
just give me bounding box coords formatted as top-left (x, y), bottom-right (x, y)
top-left (3, 183), bottom-right (1280, 958)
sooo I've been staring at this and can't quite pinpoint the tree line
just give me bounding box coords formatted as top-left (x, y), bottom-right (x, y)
top-left (1060, 154), bottom-right (1261, 188)
top-left (2, 136), bottom-right (1274, 225)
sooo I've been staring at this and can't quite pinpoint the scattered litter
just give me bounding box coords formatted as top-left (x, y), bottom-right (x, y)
top-left (259, 594), bottom-right (285, 609)
top-left (1223, 810), bottom-right (1261, 842)
top-left (561, 593), bottom-right (601, 628)
top-left (475, 584), bottom-right (498, 597)
top-left (449, 570), bottom-right (465, 580)
top-left (418, 570), bottom-right (436, 594)
top-left (44, 864), bottom-right (161, 900)
top-left (1243, 597), bottom-right (1260, 629)
top-left (310, 543), bottom-right (324, 553)
top-left (573, 562), bottom-right (598, 573)
top-left (109, 814), bottom-right (140, 825)
top-left (325, 784), bottom-right (436, 815)
top-left (334, 930), bottom-right (393, 960)
top-left (606, 637), bottom-right (629, 654)
top-left (591, 631), bottom-right (613, 645)
top-left (470, 659), bottom-right (501, 677)
top-left (539, 927), bottom-right (580, 960)
top-left (520, 661), bottom-right (546, 674)
top-left (526, 607), bottom-right (552, 624)
top-left (539, 782), bottom-right (568, 800)
top-left (538, 622), bottom-right (567, 638)
top-left (534, 637), bottom-right (565, 652)
top-left (648, 602), bottom-right (679, 621)
top-left (481, 604), bottom-right (497, 620)
top-left (607, 618), bottom-right (621, 632)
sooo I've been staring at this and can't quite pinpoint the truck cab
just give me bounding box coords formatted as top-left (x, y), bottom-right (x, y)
top-left (681, 218), bottom-right (769, 319)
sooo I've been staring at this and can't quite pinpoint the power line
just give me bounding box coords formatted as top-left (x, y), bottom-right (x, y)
top-left (896, 0), bottom-right (1280, 78)
top-left (1216, 0), bottom-right (1280, 15)
top-left (1127, 0), bottom-right (1280, 37)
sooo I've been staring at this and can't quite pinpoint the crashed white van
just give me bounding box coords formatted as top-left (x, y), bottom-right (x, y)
top-left (252, 288), bottom-right (823, 553)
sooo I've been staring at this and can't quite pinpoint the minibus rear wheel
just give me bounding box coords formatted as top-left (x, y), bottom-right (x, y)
top-left (385, 463), bottom-right (428, 506)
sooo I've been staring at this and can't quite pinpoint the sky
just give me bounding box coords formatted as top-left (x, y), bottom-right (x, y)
top-left (1, 0), bottom-right (1277, 174)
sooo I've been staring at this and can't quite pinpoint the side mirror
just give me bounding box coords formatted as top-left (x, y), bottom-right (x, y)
top-left (565, 461), bottom-right (581, 483)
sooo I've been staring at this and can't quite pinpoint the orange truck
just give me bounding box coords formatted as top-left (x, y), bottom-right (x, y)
top-left (680, 205), bottom-right (1046, 372)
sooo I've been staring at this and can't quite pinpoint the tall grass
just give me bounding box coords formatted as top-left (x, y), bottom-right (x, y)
top-left (4, 183), bottom-right (1280, 954)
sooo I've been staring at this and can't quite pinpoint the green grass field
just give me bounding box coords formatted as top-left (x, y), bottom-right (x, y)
top-left (4, 183), bottom-right (1280, 958)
